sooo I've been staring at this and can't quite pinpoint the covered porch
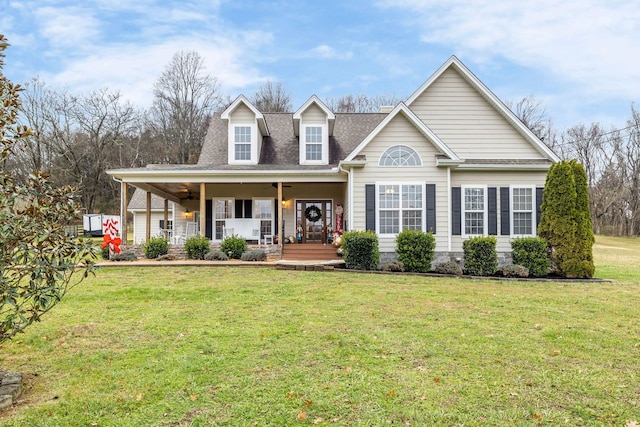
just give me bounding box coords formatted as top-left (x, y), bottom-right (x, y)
top-left (110, 166), bottom-right (349, 259)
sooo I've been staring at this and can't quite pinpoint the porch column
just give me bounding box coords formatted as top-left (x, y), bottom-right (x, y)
top-left (199, 182), bottom-right (206, 237)
top-left (121, 181), bottom-right (128, 244)
top-left (277, 182), bottom-right (283, 246)
top-left (146, 191), bottom-right (151, 242)
top-left (163, 199), bottom-right (169, 239)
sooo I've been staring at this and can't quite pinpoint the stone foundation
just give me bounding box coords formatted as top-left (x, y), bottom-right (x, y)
top-left (0, 371), bottom-right (22, 410)
top-left (118, 243), bottom-right (282, 261)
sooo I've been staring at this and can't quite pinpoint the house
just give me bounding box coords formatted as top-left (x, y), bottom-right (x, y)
top-left (108, 56), bottom-right (559, 262)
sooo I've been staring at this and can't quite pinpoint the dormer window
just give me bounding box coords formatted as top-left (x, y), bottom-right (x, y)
top-left (221, 95), bottom-right (269, 166)
top-left (294, 95), bottom-right (335, 166)
top-left (234, 126), bottom-right (252, 161)
top-left (305, 126), bottom-right (323, 161)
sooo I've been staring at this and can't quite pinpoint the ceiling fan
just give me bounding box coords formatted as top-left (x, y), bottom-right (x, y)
top-left (180, 189), bottom-right (195, 200)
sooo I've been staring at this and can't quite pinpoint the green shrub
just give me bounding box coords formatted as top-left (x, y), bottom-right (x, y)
top-left (511, 237), bottom-right (550, 277)
top-left (463, 236), bottom-right (498, 276)
top-left (110, 251), bottom-right (137, 262)
top-left (501, 264), bottom-right (529, 278)
top-left (144, 236), bottom-right (169, 259)
top-left (101, 246), bottom-right (110, 260)
top-left (380, 261), bottom-right (405, 272)
top-left (184, 235), bottom-right (211, 260)
top-left (538, 160), bottom-right (595, 278)
top-left (395, 229), bottom-right (435, 273)
top-left (220, 235), bottom-right (247, 259)
top-left (433, 260), bottom-right (463, 276)
top-left (240, 249), bottom-right (267, 261)
top-left (571, 160), bottom-right (595, 278)
top-left (342, 231), bottom-right (379, 270)
top-left (204, 250), bottom-right (229, 261)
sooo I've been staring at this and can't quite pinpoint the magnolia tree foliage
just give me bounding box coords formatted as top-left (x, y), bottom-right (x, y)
top-left (538, 160), bottom-right (595, 278)
top-left (0, 36), bottom-right (96, 343)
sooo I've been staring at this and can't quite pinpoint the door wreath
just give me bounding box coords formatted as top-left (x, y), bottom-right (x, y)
top-left (304, 205), bottom-right (322, 222)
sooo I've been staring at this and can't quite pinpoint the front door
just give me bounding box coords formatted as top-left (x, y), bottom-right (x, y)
top-left (296, 200), bottom-right (331, 243)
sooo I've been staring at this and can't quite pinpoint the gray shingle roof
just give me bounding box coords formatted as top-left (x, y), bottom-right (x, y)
top-left (197, 112), bottom-right (386, 168)
top-left (128, 189), bottom-right (173, 210)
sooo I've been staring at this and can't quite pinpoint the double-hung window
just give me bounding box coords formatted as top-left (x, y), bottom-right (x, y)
top-left (511, 186), bottom-right (535, 236)
top-left (305, 126), bottom-right (323, 161)
top-left (463, 186), bottom-right (486, 235)
top-left (234, 126), bottom-right (252, 161)
top-left (378, 183), bottom-right (423, 234)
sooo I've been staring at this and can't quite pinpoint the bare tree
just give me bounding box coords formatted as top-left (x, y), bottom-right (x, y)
top-left (149, 51), bottom-right (222, 164)
top-left (505, 95), bottom-right (563, 153)
top-left (18, 83), bottom-right (139, 213)
top-left (252, 80), bottom-right (292, 112)
top-left (324, 93), bottom-right (401, 113)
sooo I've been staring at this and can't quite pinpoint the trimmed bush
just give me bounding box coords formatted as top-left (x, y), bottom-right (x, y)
top-left (144, 236), bottom-right (169, 259)
top-left (240, 249), bottom-right (267, 261)
top-left (204, 250), bottom-right (229, 261)
top-left (380, 261), bottom-right (405, 272)
top-left (396, 229), bottom-right (435, 273)
top-left (110, 251), bottom-right (137, 262)
top-left (463, 236), bottom-right (498, 276)
top-left (220, 235), bottom-right (247, 259)
top-left (433, 261), bottom-right (463, 276)
top-left (342, 231), bottom-right (379, 270)
top-left (501, 264), bottom-right (529, 278)
top-left (511, 237), bottom-right (550, 277)
top-left (101, 246), bottom-right (110, 260)
top-left (184, 235), bottom-right (211, 260)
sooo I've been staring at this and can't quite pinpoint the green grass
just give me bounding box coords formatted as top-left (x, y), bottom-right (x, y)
top-left (1, 236), bottom-right (640, 426)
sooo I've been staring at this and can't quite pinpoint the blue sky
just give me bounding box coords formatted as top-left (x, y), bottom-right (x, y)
top-left (2, 0), bottom-right (639, 131)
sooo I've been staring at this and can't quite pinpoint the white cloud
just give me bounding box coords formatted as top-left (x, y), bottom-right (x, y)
top-left (378, 0), bottom-right (640, 100)
top-left (33, 6), bottom-right (101, 49)
top-left (44, 33), bottom-right (268, 107)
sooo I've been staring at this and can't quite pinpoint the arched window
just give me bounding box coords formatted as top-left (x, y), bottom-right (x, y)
top-left (379, 145), bottom-right (422, 167)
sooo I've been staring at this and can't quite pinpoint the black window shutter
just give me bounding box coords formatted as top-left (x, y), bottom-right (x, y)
top-left (452, 187), bottom-right (461, 235)
top-left (365, 184), bottom-right (376, 231)
top-left (274, 198), bottom-right (278, 232)
top-left (234, 199), bottom-right (243, 218)
top-left (488, 187), bottom-right (497, 235)
top-left (536, 187), bottom-right (544, 227)
top-left (426, 183), bottom-right (436, 233)
top-left (500, 187), bottom-right (510, 235)
top-left (205, 199), bottom-right (213, 239)
top-left (159, 220), bottom-right (165, 230)
top-left (244, 199), bottom-right (252, 219)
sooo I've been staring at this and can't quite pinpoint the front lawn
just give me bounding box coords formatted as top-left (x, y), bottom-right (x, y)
top-left (0, 236), bottom-right (639, 426)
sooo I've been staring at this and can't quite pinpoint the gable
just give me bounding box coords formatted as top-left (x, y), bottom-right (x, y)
top-left (358, 113), bottom-right (444, 167)
top-left (301, 103), bottom-right (327, 124)
top-left (409, 67), bottom-right (542, 159)
top-left (345, 103), bottom-right (459, 163)
top-left (229, 103), bottom-right (256, 123)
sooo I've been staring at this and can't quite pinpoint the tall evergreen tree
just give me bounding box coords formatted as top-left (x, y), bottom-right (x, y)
top-left (538, 160), bottom-right (594, 278)
top-left (570, 160), bottom-right (595, 277)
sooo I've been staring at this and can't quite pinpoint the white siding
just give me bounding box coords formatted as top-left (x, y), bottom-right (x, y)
top-left (300, 104), bottom-right (327, 124)
top-left (350, 113), bottom-right (449, 253)
top-left (409, 67), bottom-right (542, 160)
top-left (132, 211), bottom-right (167, 244)
top-left (229, 104), bottom-right (255, 123)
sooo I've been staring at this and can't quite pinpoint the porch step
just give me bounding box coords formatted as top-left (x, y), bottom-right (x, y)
top-left (282, 243), bottom-right (342, 261)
